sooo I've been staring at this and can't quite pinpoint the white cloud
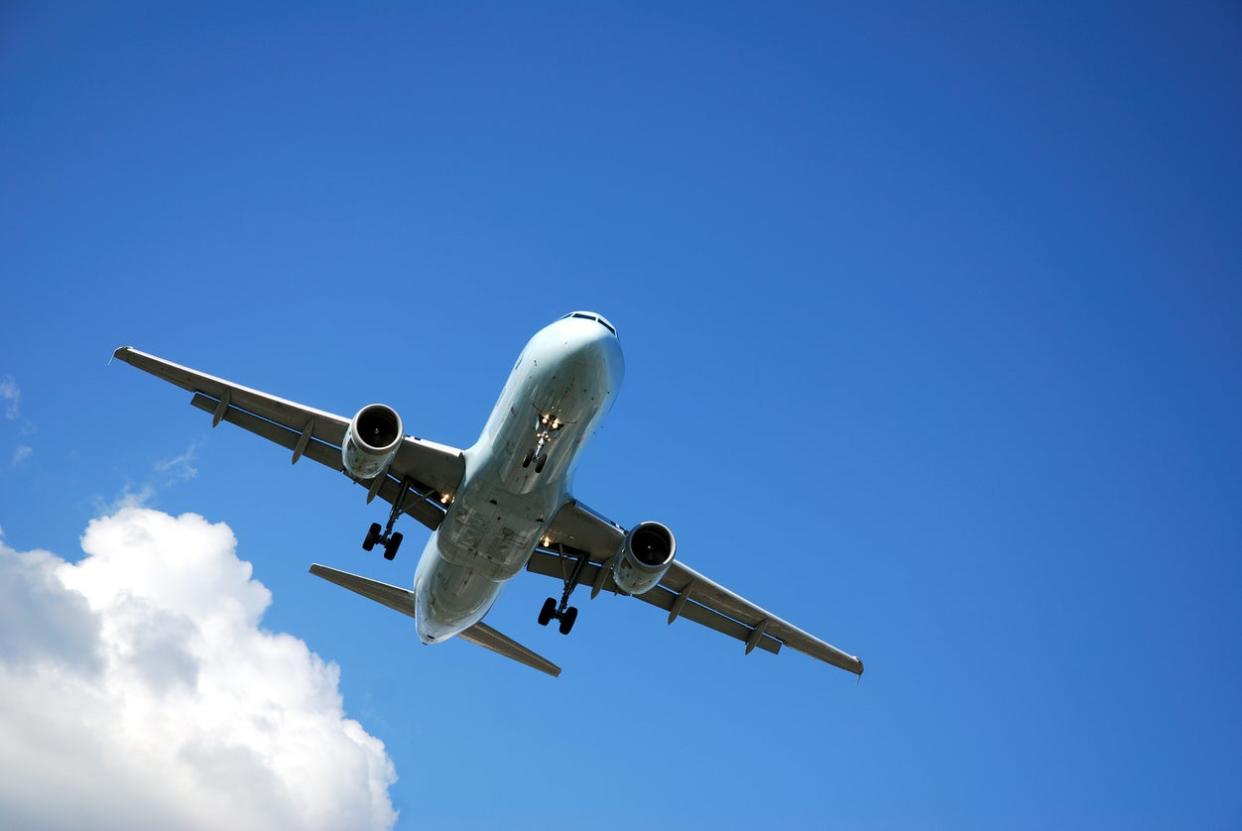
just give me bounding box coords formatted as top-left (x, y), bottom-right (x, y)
top-left (0, 506), bottom-right (397, 831)
top-left (93, 442), bottom-right (203, 513)
top-left (95, 482), bottom-right (156, 515)
top-left (11, 444), bottom-right (32, 466)
top-left (154, 442), bottom-right (199, 484)
top-left (0, 376), bottom-right (18, 420)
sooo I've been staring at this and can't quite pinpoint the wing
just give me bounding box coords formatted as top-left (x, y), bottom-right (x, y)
top-left (112, 347), bottom-right (466, 530)
top-left (531, 499), bottom-right (864, 675)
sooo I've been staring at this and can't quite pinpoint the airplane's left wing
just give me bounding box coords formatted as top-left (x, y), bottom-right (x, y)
top-left (113, 347), bottom-right (465, 531)
top-left (534, 499), bottom-right (864, 676)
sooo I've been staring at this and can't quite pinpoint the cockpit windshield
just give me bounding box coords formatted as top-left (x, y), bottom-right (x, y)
top-left (561, 311), bottom-right (618, 338)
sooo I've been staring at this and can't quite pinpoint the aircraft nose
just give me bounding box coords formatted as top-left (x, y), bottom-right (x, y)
top-left (569, 322), bottom-right (621, 371)
top-left (547, 312), bottom-right (623, 384)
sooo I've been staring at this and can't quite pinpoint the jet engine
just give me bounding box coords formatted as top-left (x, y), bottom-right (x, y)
top-left (341, 403), bottom-right (403, 479)
top-left (611, 521), bottom-right (677, 595)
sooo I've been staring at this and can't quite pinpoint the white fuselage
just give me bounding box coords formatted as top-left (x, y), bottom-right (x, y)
top-left (412, 315), bottom-right (624, 643)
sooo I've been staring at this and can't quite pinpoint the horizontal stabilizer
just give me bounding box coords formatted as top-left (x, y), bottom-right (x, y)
top-left (308, 564), bottom-right (561, 677)
top-left (456, 621), bottom-right (561, 677)
top-left (309, 563), bottom-right (416, 617)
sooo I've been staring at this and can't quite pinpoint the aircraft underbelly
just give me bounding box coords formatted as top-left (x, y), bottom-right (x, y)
top-left (416, 482), bottom-right (556, 639)
top-left (415, 548), bottom-right (498, 640)
top-left (415, 324), bottom-right (621, 642)
top-left (437, 495), bottom-right (544, 581)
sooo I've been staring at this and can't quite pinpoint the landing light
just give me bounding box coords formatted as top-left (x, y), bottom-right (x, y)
top-left (440, 493), bottom-right (452, 504)
top-left (542, 535), bottom-right (552, 547)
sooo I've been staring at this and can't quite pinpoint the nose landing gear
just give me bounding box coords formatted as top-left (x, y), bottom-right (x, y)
top-left (521, 413), bottom-right (562, 474)
top-left (521, 448), bottom-right (548, 473)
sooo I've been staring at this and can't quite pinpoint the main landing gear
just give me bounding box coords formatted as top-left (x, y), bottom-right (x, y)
top-left (362, 523), bottom-right (402, 560)
top-left (537, 544), bottom-right (589, 635)
top-left (362, 478), bottom-right (412, 561)
top-left (520, 413), bottom-right (563, 474)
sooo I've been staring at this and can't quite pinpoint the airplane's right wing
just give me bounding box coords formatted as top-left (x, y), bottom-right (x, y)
top-left (113, 347), bottom-right (465, 531)
top-left (534, 499), bottom-right (864, 676)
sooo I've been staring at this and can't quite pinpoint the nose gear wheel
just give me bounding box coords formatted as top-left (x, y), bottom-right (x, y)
top-left (521, 413), bottom-right (562, 474)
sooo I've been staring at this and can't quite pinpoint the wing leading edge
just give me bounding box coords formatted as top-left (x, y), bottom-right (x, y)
top-left (112, 346), bottom-right (465, 531)
top-left (537, 500), bottom-right (864, 676)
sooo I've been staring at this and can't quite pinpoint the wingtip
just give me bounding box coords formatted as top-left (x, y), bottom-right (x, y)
top-left (109, 345), bottom-right (132, 366)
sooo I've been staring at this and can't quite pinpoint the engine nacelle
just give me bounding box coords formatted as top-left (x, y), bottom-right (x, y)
top-left (341, 403), bottom-right (403, 479)
top-left (611, 521), bottom-right (677, 595)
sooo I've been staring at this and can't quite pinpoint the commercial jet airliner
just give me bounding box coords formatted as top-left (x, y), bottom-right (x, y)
top-left (113, 313), bottom-right (863, 678)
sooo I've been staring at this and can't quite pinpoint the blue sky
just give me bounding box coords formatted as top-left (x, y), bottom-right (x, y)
top-left (2, 2), bottom-right (1240, 828)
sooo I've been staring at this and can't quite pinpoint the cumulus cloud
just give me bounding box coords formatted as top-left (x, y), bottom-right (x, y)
top-left (11, 444), bottom-right (32, 466)
top-left (0, 375), bottom-right (18, 419)
top-left (0, 507), bottom-right (397, 831)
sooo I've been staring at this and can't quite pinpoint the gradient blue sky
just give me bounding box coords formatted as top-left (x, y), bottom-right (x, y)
top-left (3, 3), bottom-right (1240, 828)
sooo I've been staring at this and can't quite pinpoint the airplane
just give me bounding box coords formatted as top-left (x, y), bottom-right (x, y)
top-left (113, 312), bottom-right (863, 678)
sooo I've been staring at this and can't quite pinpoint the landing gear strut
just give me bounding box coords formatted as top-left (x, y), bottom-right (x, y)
top-left (537, 544), bottom-right (589, 635)
top-left (362, 477), bottom-right (412, 561)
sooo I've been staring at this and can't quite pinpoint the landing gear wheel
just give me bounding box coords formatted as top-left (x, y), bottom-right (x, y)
top-left (522, 449), bottom-right (534, 468)
top-left (383, 531), bottom-right (403, 561)
top-left (364, 477), bottom-right (421, 561)
top-left (558, 606), bottom-right (578, 635)
top-left (534, 454), bottom-right (547, 474)
top-left (537, 597), bottom-right (556, 626)
top-left (362, 522), bottom-right (382, 551)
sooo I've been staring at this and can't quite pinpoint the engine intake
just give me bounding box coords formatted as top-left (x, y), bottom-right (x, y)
top-left (342, 403), bottom-right (403, 479)
top-left (611, 521), bottom-right (676, 595)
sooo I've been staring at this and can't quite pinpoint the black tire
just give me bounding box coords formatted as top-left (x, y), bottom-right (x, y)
top-left (522, 449), bottom-right (534, 468)
top-left (558, 606), bottom-right (578, 635)
top-left (537, 597), bottom-right (556, 626)
top-left (384, 532), bottom-right (403, 561)
top-left (534, 454), bottom-right (547, 474)
top-left (362, 522), bottom-right (382, 551)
